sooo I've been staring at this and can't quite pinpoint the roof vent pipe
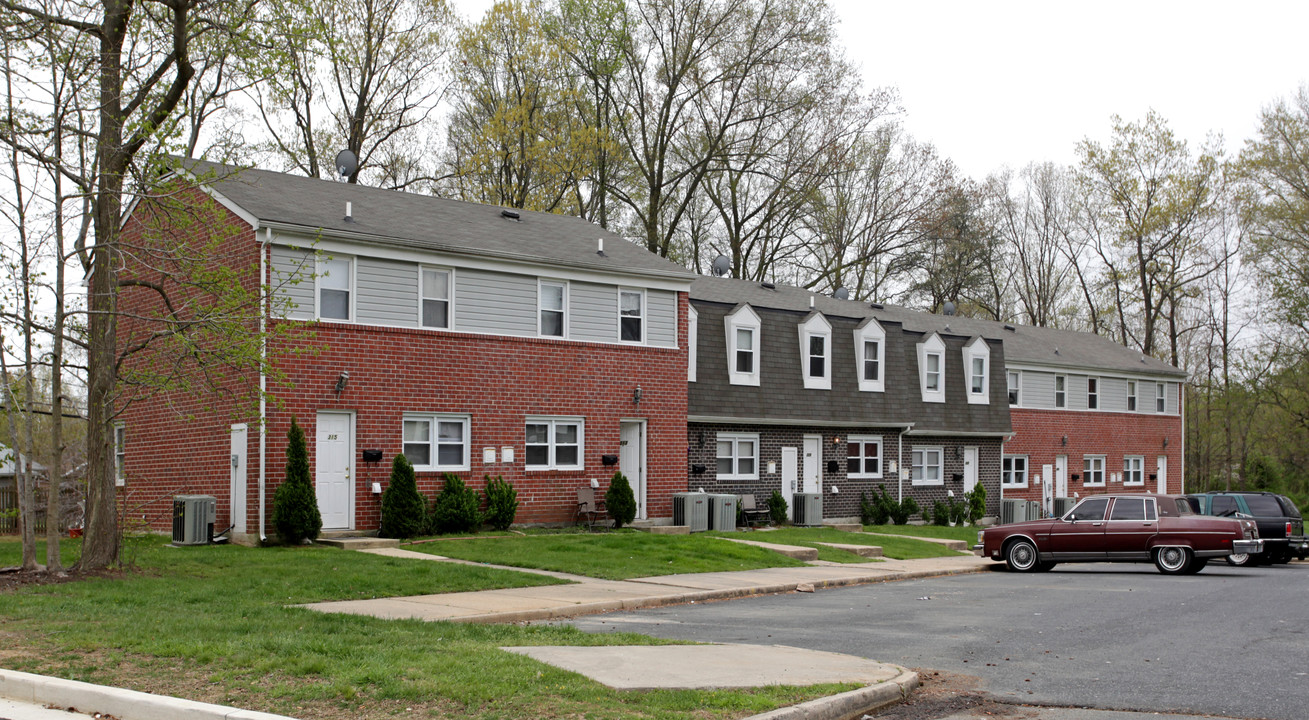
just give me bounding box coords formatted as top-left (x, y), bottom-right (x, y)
top-left (809, 296), bottom-right (815, 309)
top-left (597, 238), bottom-right (606, 257)
top-left (501, 209), bottom-right (520, 221)
top-left (344, 202), bottom-right (352, 222)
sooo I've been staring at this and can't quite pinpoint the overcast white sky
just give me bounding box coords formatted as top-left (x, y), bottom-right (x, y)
top-left (452, 0), bottom-right (1308, 178)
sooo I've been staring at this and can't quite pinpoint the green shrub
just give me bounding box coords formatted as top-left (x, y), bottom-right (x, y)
top-left (379, 454), bottom-right (426, 539)
top-left (890, 495), bottom-right (918, 525)
top-left (1244, 453), bottom-right (1283, 492)
top-left (271, 416), bottom-right (322, 544)
top-left (931, 500), bottom-right (950, 526)
top-left (948, 497), bottom-right (968, 525)
top-left (429, 473), bottom-right (481, 534)
top-left (768, 490), bottom-right (789, 525)
top-left (605, 472), bottom-right (637, 528)
top-left (482, 475), bottom-right (519, 531)
top-left (965, 482), bottom-right (987, 523)
top-left (859, 491), bottom-right (889, 525)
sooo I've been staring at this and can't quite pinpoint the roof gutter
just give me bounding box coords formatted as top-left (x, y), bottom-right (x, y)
top-left (687, 416), bottom-right (914, 429)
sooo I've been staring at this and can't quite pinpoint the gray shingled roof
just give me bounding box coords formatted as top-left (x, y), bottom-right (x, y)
top-left (180, 160), bottom-right (695, 282)
top-left (691, 276), bottom-right (1186, 378)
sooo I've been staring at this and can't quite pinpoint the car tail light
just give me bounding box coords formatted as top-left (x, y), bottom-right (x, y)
top-left (1288, 522), bottom-right (1294, 536)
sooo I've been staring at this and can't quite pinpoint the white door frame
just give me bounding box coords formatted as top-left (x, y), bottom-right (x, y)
top-left (781, 447), bottom-right (799, 496)
top-left (315, 411), bottom-right (355, 530)
top-left (801, 435), bottom-right (822, 494)
top-left (230, 424), bottom-right (248, 535)
top-left (962, 446), bottom-right (978, 495)
top-left (1055, 455), bottom-right (1068, 499)
top-left (619, 420), bottom-right (647, 520)
top-left (1156, 456), bottom-right (1167, 494)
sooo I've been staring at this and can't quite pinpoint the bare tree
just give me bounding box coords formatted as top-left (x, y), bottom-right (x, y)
top-left (986, 163), bottom-right (1082, 327)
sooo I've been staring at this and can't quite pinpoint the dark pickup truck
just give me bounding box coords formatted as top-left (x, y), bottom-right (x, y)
top-left (1187, 492), bottom-right (1307, 564)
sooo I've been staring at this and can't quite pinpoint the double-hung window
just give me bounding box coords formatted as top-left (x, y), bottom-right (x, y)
top-left (918, 334), bottom-right (946, 403)
top-left (1002, 455), bottom-right (1028, 487)
top-left (1127, 380), bottom-right (1137, 411)
top-left (964, 338), bottom-right (989, 404)
top-left (403, 414), bottom-right (469, 471)
top-left (619, 289), bottom-right (644, 342)
top-left (911, 446), bottom-right (943, 485)
top-left (317, 256), bottom-right (352, 320)
top-left (1054, 375), bottom-right (1066, 408)
top-left (1087, 377), bottom-right (1099, 410)
top-left (525, 418), bottom-right (583, 470)
top-left (854, 318), bottom-right (885, 392)
top-left (726, 305), bottom-right (761, 386)
top-left (1083, 455), bottom-right (1105, 486)
top-left (421, 267), bottom-right (451, 329)
top-left (539, 280), bottom-right (566, 338)
top-left (799, 314), bottom-right (832, 390)
top-left (925, 354), bottom-right (942, 391)
top-left (1007, 371), bottom-right (1021, 406)
top-left (1155, 383), bottom-right (1166, 413)
top-left (114, 424), bottom-right (126, 487)
top-left (1123, 455), bottom-right (1144, 486)
top-left (847, 437), bottom-right (882, 478)
top-left (716, 433), bottom-right (758, 480)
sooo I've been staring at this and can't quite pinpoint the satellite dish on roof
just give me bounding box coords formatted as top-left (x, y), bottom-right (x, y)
top-left (833, 287), bottom-right (850, 300)
top-left (943, 301), bottom-right (956, 316)
top-left (710, 255), bottom-right (731, 277)
top-left (335, 149), bottom-right (357, 178)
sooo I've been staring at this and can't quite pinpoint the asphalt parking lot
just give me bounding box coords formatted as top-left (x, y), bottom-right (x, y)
top-left (567, 560), bottom-right (1309, 719)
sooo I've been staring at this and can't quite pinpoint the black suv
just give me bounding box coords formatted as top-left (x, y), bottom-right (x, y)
top-left (1187, 492), bottom-right (1307, 564)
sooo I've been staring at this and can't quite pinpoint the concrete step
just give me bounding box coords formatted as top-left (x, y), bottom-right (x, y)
top-left (641, 525), bottom-right (691, 535)
top-left (822, 523), bottom-right (862, 532)
top-left (815, 542), bottom-right (883, 558)
top-left (856, 532), bottom-right (969, 552)
top-left (318, 536), bottom-right (401, 550)
top-left (717, 537), bottom-right (819, 561)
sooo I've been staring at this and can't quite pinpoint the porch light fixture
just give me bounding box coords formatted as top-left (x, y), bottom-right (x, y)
top-left (832, 436), bottom-right (842, 445)
top-left (334, 371), bottom-right (349, 394)
top-left (1061, 435), bottom-right (1067, 446)
top-left (1162, 436), bottom-right (1169, 448)
top-left (633, 385), bottom-right (642, 404)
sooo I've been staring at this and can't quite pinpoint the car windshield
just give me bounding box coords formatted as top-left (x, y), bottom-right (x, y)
top-left (1067, 497), bottom-right (1109, 521)
top-left (1244, 495), bottom-right (1285, 516)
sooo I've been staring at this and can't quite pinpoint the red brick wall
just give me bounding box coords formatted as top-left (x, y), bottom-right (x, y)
top-left (1004, 407), bottom-right (1183, 503)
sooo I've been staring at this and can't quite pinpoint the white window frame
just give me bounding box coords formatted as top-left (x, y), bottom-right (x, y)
top-left (799, 313), bottom-right (832, 390)
top-left (846, 436), bottom-right (883, 479)
top-left (918, 334), bottom-right (946, 403)
top-left (525, 417), bottom-right (584, 471)
top-left (1002, 454), bottom-right (1028, 488)
top-left (114, 423), bottom-right (126, 487)
top-left (1083, 455), bottom-right (1106, 487)
top-left (911, 446), bottom-right (944, 486)
top-left (964, 338), bottom-right (989, 405)
top-left (687, 305), bottom-right (698, 382)
top-left (1156, 382), bottom-right (1166, 413)
top-left (618, 288), bottom-right (645, 344)
top-left (316, 255), bottom-right (354, 322)
top-left (1054, 375), bottom-right (1066, 408)
top-left (1127, 380), bottom-right (1137, 412)
top-left (716, 432), bottom-right (760, 480)
top-left (419, 265), bottom-right (453, 330)
top-left (402, 414), bottom-right (471, 472)
top-left (538, 279), bottom-right (568, 338)
top-left (1007, 370), bottom-right (1021, 406)
top-left (725, 304), bottom-right (761, 387)
top-left (854, 318), bottom-right (886, 393)
top-left (1087, 376), bottom-right (1100, 410)
top-left (1123, 455), bottom-right (1145, 486)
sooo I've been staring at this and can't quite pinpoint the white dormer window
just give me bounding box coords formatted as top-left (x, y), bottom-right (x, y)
top-left (918, 333), bottom-right (946, 403)
top-left (799, 313), bottom-right (832, 390)
top-left (854, 318), bottom-right (886, 393)
top-left (726, 304), bottom-right (761, 386)
top-left (317, 255), bottom-right (353, 321)
top-left (963, 337), bottom-right (989, 405)
top-left (687, 305), bottom-right (698, 382)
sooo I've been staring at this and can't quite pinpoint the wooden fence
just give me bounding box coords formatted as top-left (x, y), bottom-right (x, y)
top-left (0, 487), bottom-right (50, 535)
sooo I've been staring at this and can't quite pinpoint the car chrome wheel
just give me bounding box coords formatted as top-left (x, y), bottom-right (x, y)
top-left (1005, 539), bottom-right (1039, 572)
top-left (1226, 553), bottom-right (1249, 566)
top-left (1154, 546), bottom-right (1191, 574)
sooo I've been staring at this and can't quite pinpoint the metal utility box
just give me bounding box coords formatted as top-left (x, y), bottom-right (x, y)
top-left (1052, 497), bottom-right (1077, 518)
top-left (1001, 498), bottom-right (1045, 524)
top-left (672, 492), bottom-right (709, 532)
top-left (707, 493), bottom-right (738, 531)
top-left (791, 493), bottom-right (823, 526)
top-left (172, 494), bottom-right (216, 545)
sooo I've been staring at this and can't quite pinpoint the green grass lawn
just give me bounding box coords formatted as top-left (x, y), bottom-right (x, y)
top-left (710, 527), bottom-right (964, 562)
top-left (862, 523), bottom-right (982, 543)
top-left (0, 536), bottom-right (853, 719)
top-left (406, 530), bottom-right (809, 579)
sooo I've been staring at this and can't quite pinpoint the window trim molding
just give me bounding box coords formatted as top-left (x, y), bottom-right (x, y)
top-left (846, 435), bottom-right (883, 479)
top-left (1087, 376), bottom-right (1100, 410)
top-left (854, 318), bottom-right (886, 393)
top-left (525, 416), bottom-right (585, 471)
top-left (113, 423), bottom-right (126, 487)
top-left (964, 337), bottom-right (990, 405)
top-left (725, 304), bottom-right (762, 387)
top-left (538, 278), bottom-right (569, 339)
top-left (716, 432), bottom-right (760, 481)
top-left (1126, 380), bottom-right (1137, 412)
top-left (315, 254), bottom-right (355, 322)
top-left (1123, 455), bottom-right (1145, 486)
top-left (911, 445), bottom-right (944, 486)
top-left (918, 334), bottom-right (946, 404)
top-left (1002, 454), bottom-right (1029, 489)
top-left (418, 264), bottom-right (454, 330)
top-left (402, 413), bottom-right (471, 472)
top-left (799, 313), bottom-right (833, 391)
top-left (1155, 382), bottom-right (1166, 413)
top-left (1054, 374), bottom-right (1066, 408)
top-left (1083, 454), bottom-right (1106, 487)
top-left (617, 287), bottom-right (645, 344)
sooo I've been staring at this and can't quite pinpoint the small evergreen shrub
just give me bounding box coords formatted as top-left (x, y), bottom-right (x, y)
top-left (605, 471), bottom-right (637, 528)
top-left (862, 485), bottom-right (894, 525)
top-left (768, 490), bottom-right (789, 525)
top-left (379, 454), bottom-right (426, 539)
top-left (271, 416), bottom-right (322, 544)
top-left (429, 473), bottom-right (481, 534)
top-left (932, 499), bottom-right (950, 526)
top-left (948, 497), bottom-right (969, 525)
top-left (482, 475), bottom-right (519, 531)
top-left (1244, 454), bottom-right (1283, 492)
top-left (890, 495), bottom-right (918, 525)
top-left (965, 482), bottom-right (987, 523)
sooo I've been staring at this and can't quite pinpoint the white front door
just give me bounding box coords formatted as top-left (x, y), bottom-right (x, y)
top-left (619, 421), bottom-right (646, 520)
top-left (963, 446), bottom-right (978, 495)
top-left (230, 424), bottom-right (248, 535)
top-left (1055, 455), bottom-right (1068, 498)
top-left (315, 412), bottom-right (353, 530)
top-left (801, 435), bottom-right (821, 494)
top-left (1156, 456), bottom-right (1167, 493)
top-left (781, 447), bottom-right (799, 496)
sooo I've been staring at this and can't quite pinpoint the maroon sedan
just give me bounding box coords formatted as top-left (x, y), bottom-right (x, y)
top-left (976, 494), bottom-right (1262, 574)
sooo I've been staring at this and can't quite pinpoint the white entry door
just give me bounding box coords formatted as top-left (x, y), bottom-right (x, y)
top-left (229, 424), bottom-right (248, 535)
top-left (619, 421), bottom-right (646, 520)
top-left (1156, 456), bottom-right (1168, 493)
top-left (962, 446), bottom-right (978, 495)
top-left (801, 435), bottom-right (821, 494)
top-left (781, 447), bottom-right (799, 495)
top-left (315, 412), bottom-right (353, 530)
top-left (1055, 455), bottom-right (1068, 498)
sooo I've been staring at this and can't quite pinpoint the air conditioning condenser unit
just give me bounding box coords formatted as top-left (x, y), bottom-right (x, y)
top-left (172, 494), bottom-right (216, 546)
top-left (672, 492), bottom-right (709, 532)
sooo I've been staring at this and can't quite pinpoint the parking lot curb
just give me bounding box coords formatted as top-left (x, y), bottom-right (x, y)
top-left (743, 668), bottom-right (918, 720)
top-left (0, 668), bottom-right (297, 720)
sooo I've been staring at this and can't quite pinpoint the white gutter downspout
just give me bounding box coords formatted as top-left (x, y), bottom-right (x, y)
top-left (259, 226), bottom-right (270, 542)
top-left (897, 428), bottom-right (904, 503)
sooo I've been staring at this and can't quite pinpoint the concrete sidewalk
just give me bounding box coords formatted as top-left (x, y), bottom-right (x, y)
top-left (300, 548), bottom-right (992, 623)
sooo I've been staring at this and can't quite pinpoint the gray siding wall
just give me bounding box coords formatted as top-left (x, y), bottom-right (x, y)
top-left (572, 281), bottom-right (616, 341)
top-left (1022, 371), bottom-right (1055, 408)
top-left (1100, 377), bottom-right (1128, 413)
top-left (1012, 369), bottom-right (1180, 415)
top-left (647, 289), bottom-right (677, 347)
top-left (456, 268), bottom-right (537, 336)
top-left (357, 257), bottom-right (418, 327)
top-left (1067, 375), bottom-right (1088, 411)
top-left (1167, 382), bottom-right (1179, 414)
top-left (271, 246), bottom-right (315, 321)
